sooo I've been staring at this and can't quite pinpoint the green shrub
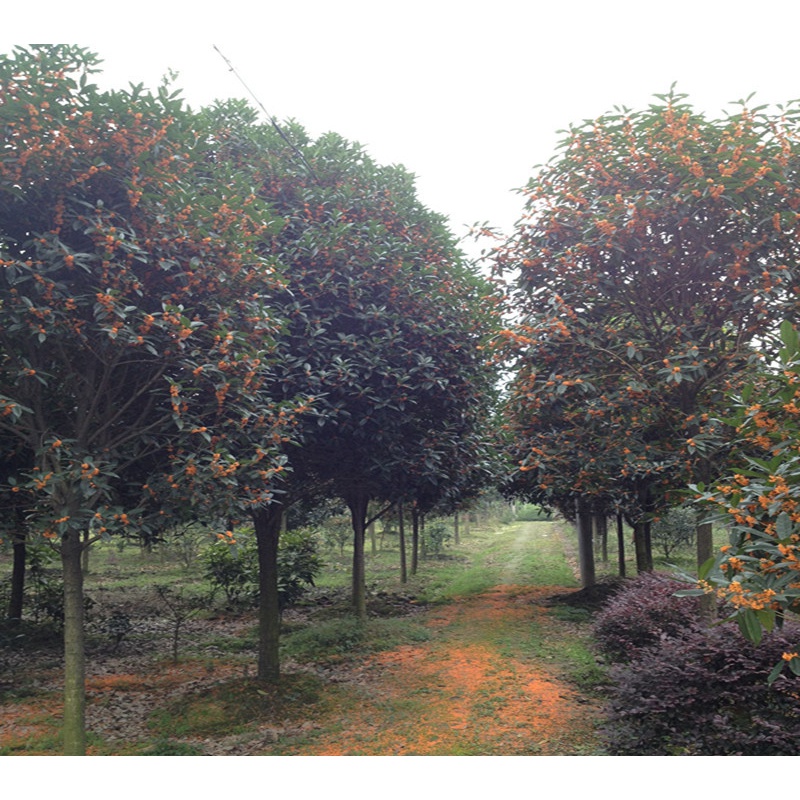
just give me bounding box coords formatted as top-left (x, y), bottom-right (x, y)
top-left (423, 521), bottom-right (451, 555)
top-left (201, 541), bottom-right (258, 607)
top-left (25, 544), bottom-right (94, 627)
top-left (516, 504), bottom-right (551, 521)
top-left (201, 528), bottom-right (322, 610)
top-left (651, 505), bottom-right (696, 559)
top-left (277, 528), bottom-right (323, 608)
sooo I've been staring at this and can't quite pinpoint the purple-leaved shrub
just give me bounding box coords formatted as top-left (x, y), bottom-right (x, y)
top-left (592, 571), bottom-right (701, 663)
top-left (601, 622), bottom-right (800, 755)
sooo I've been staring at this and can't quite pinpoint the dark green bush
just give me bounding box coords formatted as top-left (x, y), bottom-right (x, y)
top-left (201, 528), bottom-right (322, 610)
top-left (201, 540), bottom-right (258, 607)
top-left (601, 622), bottom-right (800, 755)
top-left (423, 521), bottom-right (451, 555)
top-left (650, 505), bottom-right (696, 559)
top-left (25, 544), bottom-right (94, 627)
top-left (515, 503), bottom-right (551, 521)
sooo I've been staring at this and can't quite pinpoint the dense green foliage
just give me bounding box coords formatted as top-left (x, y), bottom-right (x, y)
top-left (201, 528), bottom-right (321, 610)
top-left (494, 91), bottom-right (800, 570)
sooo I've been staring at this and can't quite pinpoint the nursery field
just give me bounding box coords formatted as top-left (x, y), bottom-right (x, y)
top-left (0, 515), bottom-right (624, 756)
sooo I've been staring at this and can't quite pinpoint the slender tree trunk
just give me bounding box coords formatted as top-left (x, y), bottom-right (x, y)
top-left (696, 516), bottom-right (716, 622)
top-left (411, 506), bottom-right (420, 576)
top-left (633, 486), bottom-right (654, 573)
top-left (397, 502), bottom-right (407, 584)
top-left (368, 519), bottom-right (377, 555)
top-left (453, 512), bottom-right (460, 545)
top-left (61, 528), bottom-right (87, 756)
top-left (8, 522), bottom-right (26, 623)
top-left (595, 514), bottom-right (608, 563)
top-left (616, 513), bottom-right (626, 578)
top-left (253, 503), bottom-right (283, 682)
top-left (347, 490), bottom-right (369, 620)
top-left (633, 522), bottom-right (651, 573)
top-left (81, 529), bottom-right (91, 577)
top-left (575, 497), bottom-right (596, 588)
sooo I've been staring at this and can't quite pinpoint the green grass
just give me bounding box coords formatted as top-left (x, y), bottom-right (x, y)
top-left (282, 615), bottom-right (431, 662)
top-left (0, 509), bottom-right (710, 755)
top-left (147, 673), bottom-right (330, 738)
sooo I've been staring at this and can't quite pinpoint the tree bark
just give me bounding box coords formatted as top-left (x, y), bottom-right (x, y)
top-left (616, 512), bottom-right (626, 578)
top-left (411, 506), bottom-right (420, 576)
top-left (594, 514), bottom-right (608, 563)
top-left (453, 511), bottom-right (460, 545)
top-left (347, 490), bottom-right (369, 620)
top-left (61, 529), bottom-right (87, 755)
top-left (368, 519), bottom-right (377, 555)
top-left (633, 486), bottom-right (654, 573)
top-left (696, 517), bottom-right (716, 622)
top-left (575, 497), bottom-right (596, 588)
top-left (81, 528), bottom-right (91, 577)
top-left (397, 502), bottom-right (407, 583)
top-left (253, 503), bottom-right (283, 682)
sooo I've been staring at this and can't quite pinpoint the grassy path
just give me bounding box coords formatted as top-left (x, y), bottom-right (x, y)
top-left (264, 520), bottom-right (605, 755)
top-left (0, 520), bottom-right (607, 755)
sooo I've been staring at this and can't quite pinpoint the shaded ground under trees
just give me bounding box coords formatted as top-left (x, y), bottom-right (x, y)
top-left (0, 521), bottom-right (605, 755)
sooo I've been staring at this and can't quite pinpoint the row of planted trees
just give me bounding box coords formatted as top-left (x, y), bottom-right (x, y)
top-left (491, 89), bottom-right (800, 673)
top-left (0, 46), bottom-right (501, 754)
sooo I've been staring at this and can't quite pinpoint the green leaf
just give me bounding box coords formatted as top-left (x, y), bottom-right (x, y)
top-left (776, 512), bottom-right (794, 538)
top-left (697, 555), bottom-right (717, 580)
top-left (767, 659), bottom-right (785, 685)
top-left (736, 609), bottom-right (763, 645)
top-left (755, 608), bottom-right (776, 633)
top-left (780, 320), bottom-right (799, 356)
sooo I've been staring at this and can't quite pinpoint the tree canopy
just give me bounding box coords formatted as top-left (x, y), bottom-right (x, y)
top-left (494, 89), bottom-right (800, 572)
top-left (206, 103), bottom-right (501, 621)
top-left (0, 45), bottom-right (302, 753)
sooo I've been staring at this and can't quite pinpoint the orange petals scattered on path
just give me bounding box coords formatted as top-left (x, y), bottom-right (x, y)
top-left (298, 585), bottom-right (602, 756)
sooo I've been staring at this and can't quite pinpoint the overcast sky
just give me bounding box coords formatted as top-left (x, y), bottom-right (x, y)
top-left (6, 0), bottom-right (800, 258)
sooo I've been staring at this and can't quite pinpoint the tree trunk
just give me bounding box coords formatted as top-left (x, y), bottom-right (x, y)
top-left (347, 490), bottom-right (369, 620)
top-left (411, 506), bottom-right (420, 576)
top-left (81, 529), bottom-right (91, 577)
top-left (61, 529), bottom-right (87, 756)
top-left (8, 524), bottom-right (26, 623)
top-left (253, 503), bottom-right (283, 682)
top-left (397, 502), bottom-right (407, 584)
top-left (633, 486), bottom-right (654, 573)
top-left (575, 497), bottom-right (596, 588)
top-left (696, 517), bottom-right (716, 622)
top-left (632, 521), bottom-right (652, 573)
top-left (594, 514), bottom-right (608, 563)
top-left (453, 512), bottom-right (460, 545)
top-left (616, 513), bottom-right (626, 578)
top-left (368, 519), bottom-right (377, 555)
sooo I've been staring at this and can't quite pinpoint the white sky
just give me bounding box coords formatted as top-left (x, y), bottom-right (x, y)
top-left (6, 0), bottom-right (800, 258)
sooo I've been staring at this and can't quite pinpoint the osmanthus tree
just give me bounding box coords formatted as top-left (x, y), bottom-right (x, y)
top-left (691, 320), bottom-right (800, 682)
top-left (206, 103), bottom-right (500, 645)
top-left (493, 89), bottom-right (800, 578)
top-left (0, 47), bottom-right (299, 753)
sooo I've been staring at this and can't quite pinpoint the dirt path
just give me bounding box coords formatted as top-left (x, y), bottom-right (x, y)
top-left (1, 523), bottom-right (605, 755)
top-left (270, 582), bottom-right (602, 756)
